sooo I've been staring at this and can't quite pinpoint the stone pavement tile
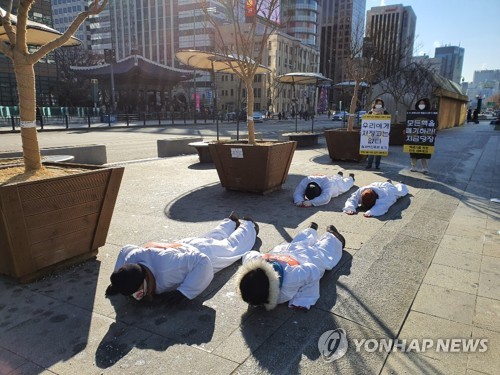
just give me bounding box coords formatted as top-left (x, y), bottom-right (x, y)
top-left (102, 335), bottom-right (239, 375)
top-left (0, 347), bottom-right (29, 375)
top-left (445, 216), bottom-right (487, 238)
top-left (423, 264), bottom-right (479, 295)
top-left (432, 246), bottom-right (482, 272)
top-left (439, 234), bottom-right (484, 254)
top-left (234, 309), bottom-right (388, 375)
top-left (399, 212), bottom-right (449, 244)
top-left (212, 305), bottom-right (295, 364)
top-left (482, 238), bottom-right (500, 258)
top-left (0, 303), bottom-right (150, 375)
top-left (480, 255), bottom-right (500, 275)
top-left (381, 351), bottom-right (466, 375)
top-left (478, 271), bottom-right (500, 301)
top-left (397, 311), bottom-right (471, 370)
top-left (473, 296), bottom-right (500, 334)
top-left (467, 327), bottom-right (500, 375)
top-left (411, 283), bottom-right (476, 325)
top-left (328, 238), bottom-right (434, 337)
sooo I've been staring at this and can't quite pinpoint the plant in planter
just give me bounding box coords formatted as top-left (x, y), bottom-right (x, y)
top-left (187, 0), bottom-right (297, 193)
top-left (0, 1), bottom-right (123, 282)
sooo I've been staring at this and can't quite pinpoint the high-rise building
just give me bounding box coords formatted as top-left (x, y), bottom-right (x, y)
top-left (319, 0), bottom-right (366, 84)
top-left (365, 4), bottom-right (416, 79)
top-left (472, 69), bottom-right (500, 84)
top-left (281, 0), bottom-right (320, 47)
top-left (52, 0), bottom-right (91, 50)
top-left (0, 0), bottom-right (58, 106)
top-left (434, 45), bottom-right (464, 84)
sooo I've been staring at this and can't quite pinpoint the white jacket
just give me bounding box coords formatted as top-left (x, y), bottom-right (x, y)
top-left (293, 175), bottom-right (354, 206)
top-left (343, 182), bottom-right (409, 217)
top-left (241, 227), bottom-right (343, 309)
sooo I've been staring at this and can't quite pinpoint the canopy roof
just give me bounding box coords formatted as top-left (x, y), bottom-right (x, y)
top-left (277, 72), bottom-right (332, 85)
top-left (0, 6), bottom-right (80, 47)
top-left (176, 49), bottom-right (270, 75)
top-left (71, 55), bottom-right (195, 85)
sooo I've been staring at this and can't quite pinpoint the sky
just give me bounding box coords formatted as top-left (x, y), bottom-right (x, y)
top-left (365, 0), bottom-right (500, 82)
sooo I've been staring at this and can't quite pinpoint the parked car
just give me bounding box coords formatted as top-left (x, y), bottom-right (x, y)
top-left (252, 111), bottom-right (265, 123)
top-left (332, 111), bottom-right (349, 121)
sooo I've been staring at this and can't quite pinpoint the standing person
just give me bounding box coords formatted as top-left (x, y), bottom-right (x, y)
top-left (105, 212), bottom-right (258, 303)
top-left (343, 180), bottom-right (409, 217)
top-left (410, 98), bottom-right (433, 173)
top-left (366, 98), bottom-right (389, 170)
top-left (473, 109), bottom-right (479, 124)
top-left (235, 222), bottom-right (345, 310)
top-left (293, 171), bottom-right (355, 207)
top-left (467, 109), bottom-right (472, 123)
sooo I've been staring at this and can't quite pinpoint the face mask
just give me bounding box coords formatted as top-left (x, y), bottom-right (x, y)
top-left (375, 104), bottom-right (382, 109)
top-left (131, 279), bottom-right (147, 301)
top-left (418, 104), bottom-right (426, 110)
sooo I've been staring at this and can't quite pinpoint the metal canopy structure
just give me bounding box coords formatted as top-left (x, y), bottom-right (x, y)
top-left (0, 6), bottom-right (80, 47)
top-left (176, 49), bottom-right (270, 76)
top-left (176, 49), bottom-right (271, 140)
top-left (277, 72), bottom-right (332, 86)
top-left (276, 72), bottom-right (333, 133)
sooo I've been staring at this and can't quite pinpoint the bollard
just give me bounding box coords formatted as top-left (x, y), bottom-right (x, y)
top-left (88, 113), bottom-right (91, 127)
top-left (65, 115), bottom-right (69, 129)
top-left (143, 113), bottom-right (146, 126)
top-left (11, 116), bottom-right (15, 131)
top-left (126, 113), bottom-right (129, 126)
top-left (108, 114), bottom-right (111, 127)
top-left (158, 112), bottom-right (161, 126)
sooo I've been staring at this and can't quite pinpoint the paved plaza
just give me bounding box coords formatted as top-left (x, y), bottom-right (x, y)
top-left (0, 119), bottom-right (499, 374)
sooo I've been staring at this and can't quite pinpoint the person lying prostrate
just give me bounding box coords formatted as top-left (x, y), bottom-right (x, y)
top-left (343, 180), bottom-right (409, 217)
top-left (293, 171), bottom-right (355, 207)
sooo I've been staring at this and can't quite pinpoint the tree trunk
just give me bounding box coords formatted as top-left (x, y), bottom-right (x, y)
top-left (348, 80), bottom-right (359, 131)
top-left (244, 78), bottom-right (256, 145)
top-left (14, 62), bottom-right (42, 171)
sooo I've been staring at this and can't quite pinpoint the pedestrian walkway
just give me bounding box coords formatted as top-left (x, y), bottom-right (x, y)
top-left (0, 122), bottom-right (498, 374)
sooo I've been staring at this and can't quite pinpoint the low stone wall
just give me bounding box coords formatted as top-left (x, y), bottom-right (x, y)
top-left (0, 144), bottom-right (107, 165)
top-left (157, 137), bottom-right (203, 157)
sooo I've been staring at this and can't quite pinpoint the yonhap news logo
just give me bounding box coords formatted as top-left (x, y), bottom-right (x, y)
top-left (318, 328), bottom-right (489, 362)
top-left (318, 329), bottom-right (348, 362)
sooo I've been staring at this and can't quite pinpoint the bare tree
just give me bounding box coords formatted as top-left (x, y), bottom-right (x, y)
top-left (342, 23), bottom-right (383, 131)
top-left (377, 61), bottom-right (434, 122)
top-left (54, 47), bottom-right (102, 107)
top-left (0, 0), bottom-right (108, 171)
top-left (202, 0), bottom-right (280, 145)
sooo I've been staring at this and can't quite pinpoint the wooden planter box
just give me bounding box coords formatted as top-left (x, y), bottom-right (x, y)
top-left (324, 129), bottom-right (366, 162)
top-left (208, 141), bottom-right (297, 194)
top-left (389, 123), bottom-right (407, 145)
top-left (0, 163), bottom-right (124, 282)
top-left (282, 132), bottom-right (320, 147)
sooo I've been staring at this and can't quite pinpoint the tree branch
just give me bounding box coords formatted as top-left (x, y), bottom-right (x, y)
top-left (30, 0), bottom-right (109, 63)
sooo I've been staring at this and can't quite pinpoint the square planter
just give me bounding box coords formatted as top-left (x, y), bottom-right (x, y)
top-left (0, 163), bottom-right (124, 282)
top-left (208, 141), bottom-right (297, 194)
top-left (324, 129), bottom-right (366, 162)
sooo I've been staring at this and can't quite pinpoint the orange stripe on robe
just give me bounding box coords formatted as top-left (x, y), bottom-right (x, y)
top-left (262, 253), bottom-right (300, 266)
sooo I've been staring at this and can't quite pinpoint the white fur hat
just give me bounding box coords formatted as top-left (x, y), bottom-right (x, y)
top-left (234, 257), bottom-right (281, 310)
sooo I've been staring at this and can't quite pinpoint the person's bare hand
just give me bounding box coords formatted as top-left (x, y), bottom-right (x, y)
top-left (364, 213), bottom-right (373, 218)
top-left (345, 210), bottom-right (356, 215)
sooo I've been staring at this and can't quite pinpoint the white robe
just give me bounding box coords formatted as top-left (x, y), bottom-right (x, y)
top-left (293, 175), bottom-right (354, 206)
top-left (242, 227), bottom-right (343, 309)
top-left (342, 182), bottom-right (409, 217)
top-left (114, 219), bottom-right (256, 299)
